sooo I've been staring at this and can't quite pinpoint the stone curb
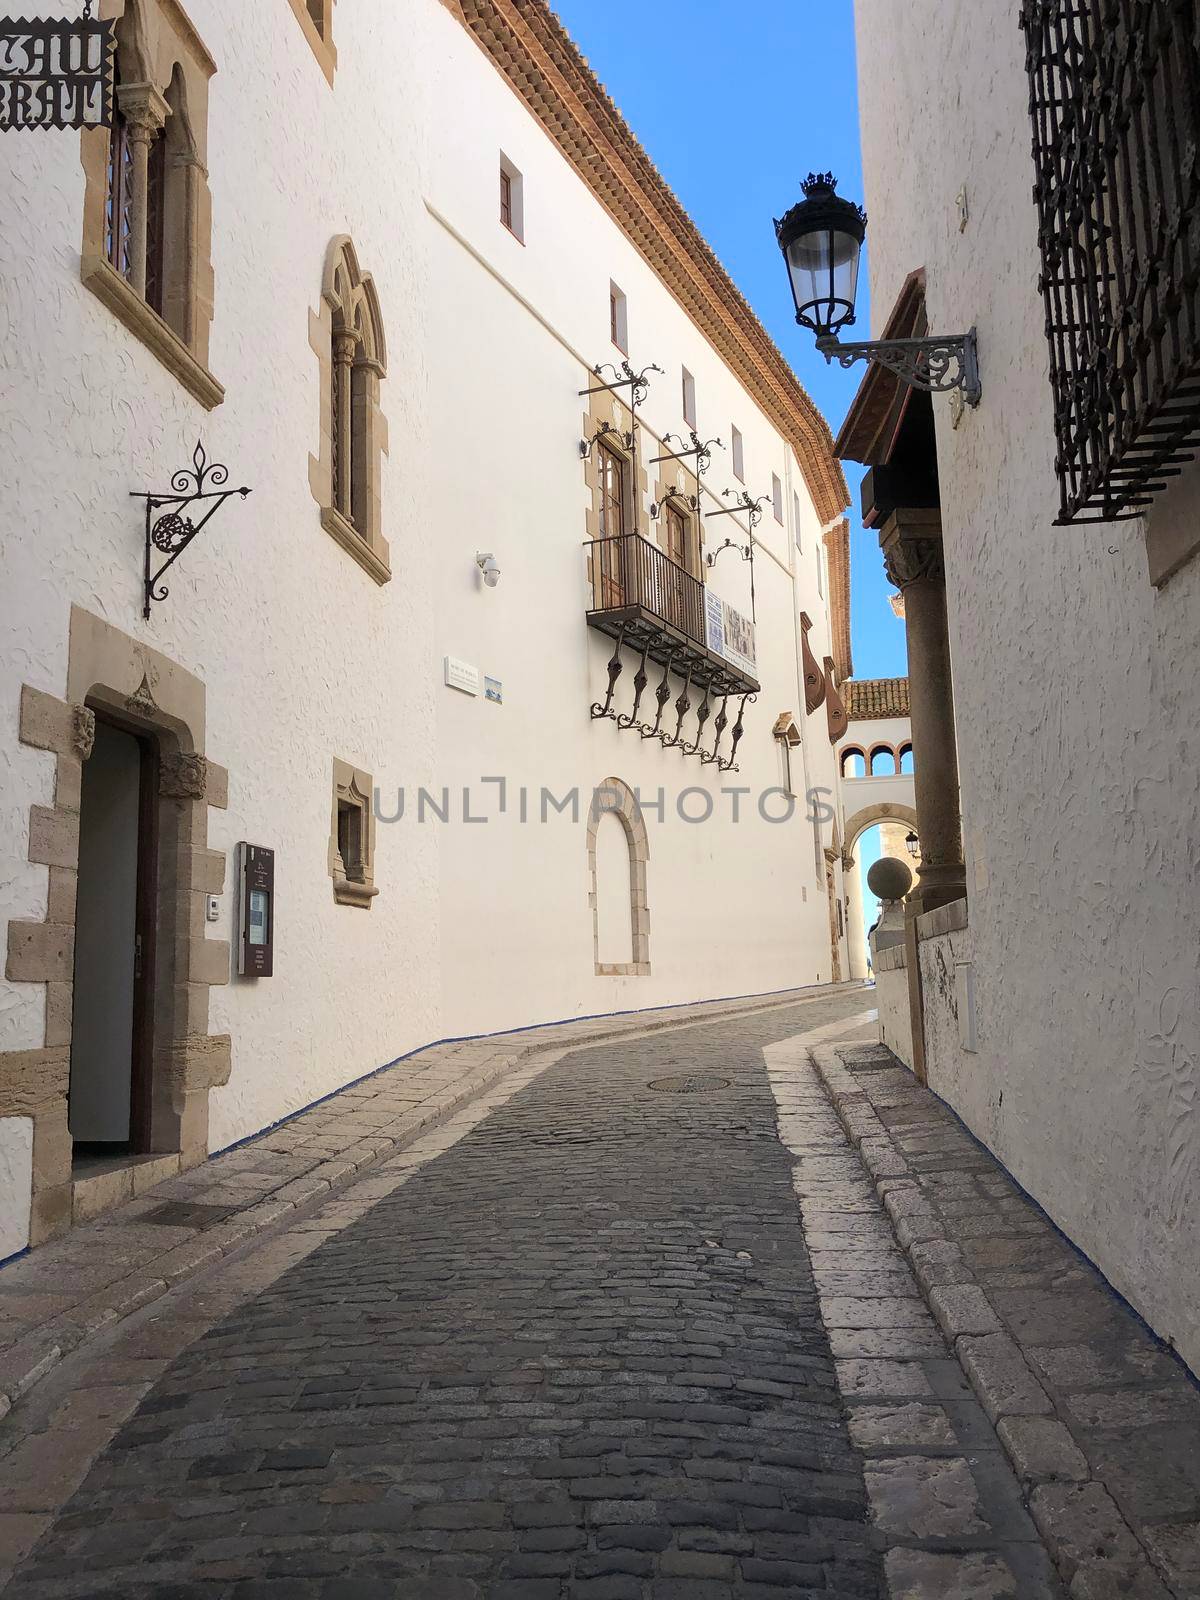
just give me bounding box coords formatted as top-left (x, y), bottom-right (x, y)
top-left (809, 1044), bottom-right (1181, 1600)
top-left (0, 983), bottom-right (860, 1427)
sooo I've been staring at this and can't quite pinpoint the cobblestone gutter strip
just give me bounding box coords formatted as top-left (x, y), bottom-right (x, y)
top-left (811, 1041), bottom-right (1200, 1600)
top-left (0, 983), bottom-right (855, 1426)
top-left (766, 1028), bottom-right (1064, 1600)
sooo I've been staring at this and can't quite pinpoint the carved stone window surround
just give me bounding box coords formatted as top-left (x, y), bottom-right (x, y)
top-left (310, 237), bottom-right (391, 585)
top-left (80, 0), bottom-right (219, 403)
top-left (329, 758), bottom-right (378, 908)
top-left (287, 0), bottom-right (336, 84)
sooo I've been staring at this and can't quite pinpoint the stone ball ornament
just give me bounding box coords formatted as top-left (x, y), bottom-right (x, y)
top-left (867, 856), bottom-right (912, 903)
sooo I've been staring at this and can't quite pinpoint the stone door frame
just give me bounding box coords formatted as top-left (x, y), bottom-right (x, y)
top-left (3, 607), bottom-right (232, 1245)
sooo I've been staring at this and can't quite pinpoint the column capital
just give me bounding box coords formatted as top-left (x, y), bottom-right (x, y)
top-left (879, 507), bottom-right (944, 590)
top-left (116, 81), bottom-right (170, 136)
top-left (332, 329), bottom-right (361, 366)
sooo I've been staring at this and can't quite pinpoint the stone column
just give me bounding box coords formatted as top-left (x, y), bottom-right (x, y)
top-left (116, 83), bottom-right (169, 299)
top-left (881, 507), bottom-right (966, 915)
top-left (332, 329), bottom-right (360, 522)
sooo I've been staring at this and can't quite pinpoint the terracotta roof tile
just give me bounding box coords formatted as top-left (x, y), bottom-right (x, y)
top-left (845, 677), bottom-right (910, 720)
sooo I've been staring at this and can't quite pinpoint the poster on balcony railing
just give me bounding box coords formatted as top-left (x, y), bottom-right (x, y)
top-left (705, 589), bottom-right (757, 678)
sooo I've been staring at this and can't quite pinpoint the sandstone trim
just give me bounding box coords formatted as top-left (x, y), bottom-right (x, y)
top-left (3, 607), bottom-right (232, 1248)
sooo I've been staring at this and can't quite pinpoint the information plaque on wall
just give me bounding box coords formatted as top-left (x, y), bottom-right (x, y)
top-left (0, 14), bottom-right (115, 130)
top-left (237, 843), bottom-right (274, 979)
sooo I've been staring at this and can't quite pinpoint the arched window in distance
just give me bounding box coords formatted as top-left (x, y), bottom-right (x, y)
top-left (587, 779), bottom-right (651, 976)
top-left (312, 237), bottom-right (391, 585)
top-left (899, 743), bottom-right (915, 774)
top-left (870, 745), bottom-right (898, 776)
top-left (841, 747), bottom-right (866, 779)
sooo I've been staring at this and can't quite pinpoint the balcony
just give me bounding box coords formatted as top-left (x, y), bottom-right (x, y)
top-left (584, 533), bottom-right (759, 696)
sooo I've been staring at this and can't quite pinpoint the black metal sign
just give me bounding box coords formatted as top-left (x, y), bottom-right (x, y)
top-left (0, 11), bottom-right (114, 130)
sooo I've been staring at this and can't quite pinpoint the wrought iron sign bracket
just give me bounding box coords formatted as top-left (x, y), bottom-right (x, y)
top-left (578, 359), bottom-right (663, 410)
top-left (133, 442), bottom-right (251, 619)
top-left (815, 329), bottom-right (981, 406)
top-left (649, 431), bottom-right (723, 476)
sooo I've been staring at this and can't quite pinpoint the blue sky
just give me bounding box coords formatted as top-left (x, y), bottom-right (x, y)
top-left (551, 0), bottom-right (907, 680)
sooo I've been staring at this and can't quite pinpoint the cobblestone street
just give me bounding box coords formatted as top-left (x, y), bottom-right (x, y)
top-left (0, 988), bottom-right (1184, 1597)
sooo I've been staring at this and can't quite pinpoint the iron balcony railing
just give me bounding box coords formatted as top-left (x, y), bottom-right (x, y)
top-left (585, 532), bottom-right (705, 646)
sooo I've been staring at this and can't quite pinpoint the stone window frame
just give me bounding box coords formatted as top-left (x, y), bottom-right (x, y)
top-left (329, 758), bottom-right (378, 909)
top-left (587, 778), bottom-right (651, 977)
top-left (582, 373), bottom-right (647, 608)
top-left (80, 0), bottom-right (221, 409)
top-left (582, 378), bottom-right (645, 543)
top-left (309, 236), bottom-right (391, 585)
top-left (3, 606), bottom-right (231, 1247)
top-left (287, 0), bottom-right (336, 84)
top-left (650, 459), bottom-right (703, 582)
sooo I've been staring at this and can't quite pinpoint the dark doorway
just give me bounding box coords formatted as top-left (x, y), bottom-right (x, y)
top-left (69, 717), bottom-right (158, 1163)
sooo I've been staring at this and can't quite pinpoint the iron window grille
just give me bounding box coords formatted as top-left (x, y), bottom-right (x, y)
top-left (1021, 1), bottom-right (1200, 524)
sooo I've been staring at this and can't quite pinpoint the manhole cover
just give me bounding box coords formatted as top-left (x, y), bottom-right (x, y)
top-left (647, 1074), bottom-right (731, 1094)
top-left (142, 1200), bottom-right (231, 1228)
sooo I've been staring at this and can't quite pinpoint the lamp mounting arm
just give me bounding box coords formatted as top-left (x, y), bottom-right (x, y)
top-left (815, 328), bottom-right (981, 406)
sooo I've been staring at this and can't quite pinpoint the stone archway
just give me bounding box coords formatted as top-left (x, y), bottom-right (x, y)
top-left (845, 800), bottom-right (919, 856)
top-left (844, 802), bottom-right (920, 981)
top-left (586, 778), bottom-right (651, 977)
top-left (3, 606), bottom-right (232, 1245)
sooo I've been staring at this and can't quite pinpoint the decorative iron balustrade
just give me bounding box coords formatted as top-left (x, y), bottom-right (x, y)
top-left (588, 531), bottom-right (707, 647)
top-left (584, 533), bottom-right (758, 766)
top-left (1020, 0), bottom-right (1200, 523)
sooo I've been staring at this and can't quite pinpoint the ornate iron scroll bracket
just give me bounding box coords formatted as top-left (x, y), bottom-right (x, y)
top-left (590, 626), bottom-right (626, 720)
top-left (725, 693), bottom-right (755, 771)
top-left (616, 643), bottom-right (650, 730)
top-left (578, 359), bottom-right (663, 411)
top-left (650, 491), bottom-right (700, 521)
top-left (640, 652), bottom-right (676, 740)
top-left (649, 431), bottom-right (723, 476)
top-left (815, 328), bottom-right (981, 406)
top-left (133, 442), bottom-right (251, 619)
top-left (580, 421), bottom-right (633, 459)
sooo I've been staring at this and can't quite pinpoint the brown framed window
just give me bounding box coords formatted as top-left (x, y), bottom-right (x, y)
top-left (682, 367), bottom-right (696, 430)
top-left (609, 282), bottom-right (628, 352)
top-left (500, 167), bottom-right (512, 230)
top-left (598, 441), bottom-right (626, 540)
top-left (597, 441), bottom-right (627, 607)
top-left (664, 500), bottom-right (689, 570)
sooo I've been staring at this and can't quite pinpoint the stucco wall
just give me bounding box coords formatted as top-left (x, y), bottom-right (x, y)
top-left (854, 0), bottom-right (1200, 1369)
top-left (0, 0), bottom-right (852, 1243)
top-left (874, 953), bottom-right (913, 1070)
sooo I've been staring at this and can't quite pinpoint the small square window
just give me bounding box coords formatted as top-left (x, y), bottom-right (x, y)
top-left (499, 154), bottom-right (524, 242)
top-left (731, 425), bottom-right (745, 483)
top-left (330, 758), bottom-right (378, 908)
top-left (610, 281), bottom-right (628, 353)
top-left (793, 490), bottom-right (802, 552)
top-left (772, 473), bottom-right (784, 524)
top-left (682, 367), bottom-right (697, 430)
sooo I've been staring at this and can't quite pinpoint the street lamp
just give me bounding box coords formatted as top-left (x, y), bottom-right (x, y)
top-left (905, 830), bottom-right (920, 859)
top-left (774, 173), bottom-right (981, 406)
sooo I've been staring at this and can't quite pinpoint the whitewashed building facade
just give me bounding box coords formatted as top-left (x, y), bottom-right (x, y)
top-left (0, 0), bottom-right (855, 1252)
top-left (843, 0), bottom-right (1200, 1371)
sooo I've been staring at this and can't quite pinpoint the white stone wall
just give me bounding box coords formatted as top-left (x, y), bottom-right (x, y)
top-left (854, 0), bottom-right (1200, 1369)
top-left (0, 0), bottom-right (850, 1241)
